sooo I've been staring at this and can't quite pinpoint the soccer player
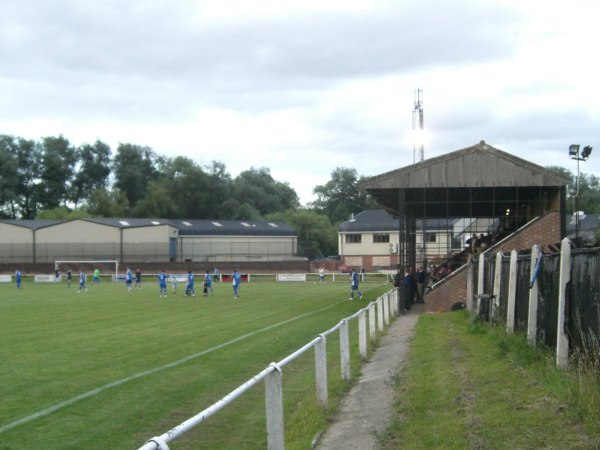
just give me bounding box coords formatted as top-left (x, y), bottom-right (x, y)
top-left (66, 269), bottom-right (72, 288)
top-left (135, 268), bottom-right (142, 288)
top-left (204, 270), bottom-right (214, 296)
top-left (15, 269), bottom-right (22, 289)
top-left (232, 269), bottom-right (241, 298)
top-left (349, 268), bottom-right (363, 301)
top-left (171, 274), bottom-right (177, 294)
top-left (319, 267), bottom-right (325, 283)
top-left (185, 270), bottom-right (196, 297)
top-left (158, 270), bottom-right (168, 297)
top-left (126, 267), bottom-right (133, 291)
top-left (77, 271), bottom-right (88, 293)
top-left (93, 268), bottom-right (100, 285)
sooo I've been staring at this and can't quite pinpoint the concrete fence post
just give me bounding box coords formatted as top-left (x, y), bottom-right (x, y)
top-left (527, 245), bottom-right (541, 346)
top-left (369, 303), bottom-right (376, 341)
top-left (265, 364), bottom-right (284, 450)
top-left (377, 298), bottom-right (384, 333)
top-left (340, 320), bottom-right (351, 381)
top-left (383, 295), bottom-right (390, 326)
top-left (315, 335), bottom-right (328, 408)
top-left (358, 310), bottom-right (367, 359)
top-left (466, 258), bottom-right (474, 314)
top-left (506, 249), bottom-right (518, 333)
top-left (557, 237), bottom-right (571, 368)
top-left (492, 251), bottom-right (503, 320)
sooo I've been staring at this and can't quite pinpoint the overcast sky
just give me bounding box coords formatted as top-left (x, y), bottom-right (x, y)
top-left (1, 0), bottom-right (599, 205)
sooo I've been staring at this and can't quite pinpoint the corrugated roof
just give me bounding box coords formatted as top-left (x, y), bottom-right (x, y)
top-left (0, 218), bottom-right (296, 236)
top-left (174, 219), bottom-right (295, 236)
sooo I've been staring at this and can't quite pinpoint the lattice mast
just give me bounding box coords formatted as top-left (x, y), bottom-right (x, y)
top-left (412, 88), bottom-right (424, 163)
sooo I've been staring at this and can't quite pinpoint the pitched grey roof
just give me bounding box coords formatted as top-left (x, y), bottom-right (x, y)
top-left (0, 218), bottom-right (296, 236)
top-left (0, 219), bottom-right (62, 230)
top-left (173, 219), bottom-right (295, 236)
top-left (339, 210), bottom-right (454, 232)
top-left (362, 141), bottom-right (569, 190)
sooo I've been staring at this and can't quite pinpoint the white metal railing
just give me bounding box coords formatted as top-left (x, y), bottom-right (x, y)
top-left (139, 288), bottom-right (399, 450)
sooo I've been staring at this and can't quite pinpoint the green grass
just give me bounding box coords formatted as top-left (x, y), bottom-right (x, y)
top-left (384, 311), bottom-right (600, 449)
top-left (0, 279), bottom-right (391, 449)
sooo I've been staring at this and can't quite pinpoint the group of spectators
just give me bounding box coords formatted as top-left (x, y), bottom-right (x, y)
top-left (393, 266), bottom-right (426, 311)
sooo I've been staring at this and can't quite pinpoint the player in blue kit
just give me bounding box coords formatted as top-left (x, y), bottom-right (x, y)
top-left (349, 268), bottom-right (363, 300)
top-left (203, 270), bottom-right (214, 296)
top-left (15, 269), bottom-right (22, 289)
top-left (77, 270), bottom-right (88, 293)
top-left (232, 269), bottom-right (241, 298)
top-left (185, 270), bottom-right (196, 297)
top-left (125, 267), bottom-right (133, 291)
top-left (158, 270), bottom-right (168, 297)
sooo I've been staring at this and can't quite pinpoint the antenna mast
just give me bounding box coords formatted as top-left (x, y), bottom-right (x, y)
top-left (412, 89), bottom-right (424, 163)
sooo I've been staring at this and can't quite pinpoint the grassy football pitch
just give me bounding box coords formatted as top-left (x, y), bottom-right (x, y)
top-left (0, 277), bottom-right (391, 449)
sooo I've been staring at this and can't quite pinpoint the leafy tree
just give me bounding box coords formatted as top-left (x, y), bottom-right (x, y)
top-left (0, 135), bottom-right (19, 218)
top-left (112, 144), bottom-right (162, 209)
top-left (546, 166), bottom-right (600, 214)
top-left (72, 140), bottom-right (112, 207)
top-left (232, 167), bottom-right (300, 216)
top-left (86, 188), bottom-right (130, 217)
top-left (14, 137), bottom-right (43, 219)
top-left (36, 207), bottom-right (91, 220)
top-left (266, 209), bottom-right (337, 257)
top-left (310, 167), bottom-right (378, 224)
top-left (37, 136), bottom-right (78, 210)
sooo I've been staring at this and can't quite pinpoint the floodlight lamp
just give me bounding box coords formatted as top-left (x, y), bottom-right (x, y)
top-left (582, 146), bottom-right (592, 159)
top-left (569, 144), bottom-right (580, 157)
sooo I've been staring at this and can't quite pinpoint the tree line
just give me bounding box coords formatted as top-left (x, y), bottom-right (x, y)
top-left (0, 133), bottom-right (377, 257)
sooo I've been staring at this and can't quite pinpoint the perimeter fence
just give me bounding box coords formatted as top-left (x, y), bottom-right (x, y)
top-left (470, 238), bottom-right (600, 367)
top-left (139, 288), bottom-right (399, 450)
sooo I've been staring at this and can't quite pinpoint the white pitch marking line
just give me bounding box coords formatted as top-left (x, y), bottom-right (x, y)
top-left (0, 300), bottom-right (345, 434)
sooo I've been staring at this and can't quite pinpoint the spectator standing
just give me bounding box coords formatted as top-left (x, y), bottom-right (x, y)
top-left (416, 266), bottom-right (426, 303)
top-left (402, 267), bottom-right (414, 311)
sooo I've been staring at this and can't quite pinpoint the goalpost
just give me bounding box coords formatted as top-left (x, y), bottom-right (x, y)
top-left (54, 260), bottom-right (120, 281)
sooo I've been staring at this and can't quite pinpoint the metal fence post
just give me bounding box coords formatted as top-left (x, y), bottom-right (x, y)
top-left (506, 249), bottom-right (518, 333)
top-left (340, 320), bottom-right (351, 381)
top-left (527, 245), bottom-right (540, 346)
top-left (265, 364), bottom-right (284, 450)
top-left (557, 237), bottom-right (571, 368)
top-left (358, 310), bottom-right (367, 359)
top-left (369, 303), bottom-right (376, 341)
top-left (315, 335), bottom-right (328, 408)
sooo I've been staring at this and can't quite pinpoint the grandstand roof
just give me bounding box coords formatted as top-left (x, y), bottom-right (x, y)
top-left (362, 141), bottom-right (569, 219)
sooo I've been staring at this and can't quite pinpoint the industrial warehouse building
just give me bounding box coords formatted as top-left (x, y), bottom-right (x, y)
top-left (0, 218), bottom-right (299, 265)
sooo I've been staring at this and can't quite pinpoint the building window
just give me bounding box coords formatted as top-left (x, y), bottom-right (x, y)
top-left (426, 233), bottom-right (437, 243)
top-left (345, 234), bottom-right (362, 244)
top-left (373, 233), bottom-right (390, 243)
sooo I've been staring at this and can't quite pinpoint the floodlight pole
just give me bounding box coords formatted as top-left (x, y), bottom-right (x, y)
top-left (568, 144), bottom-right (592, 241)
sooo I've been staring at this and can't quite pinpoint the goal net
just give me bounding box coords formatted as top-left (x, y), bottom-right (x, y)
top-left (54, 260), bottom-right (120, 281)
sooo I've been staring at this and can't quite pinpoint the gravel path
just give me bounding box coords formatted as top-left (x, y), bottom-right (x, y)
top-left (313, 303), bottom-right (423, 450)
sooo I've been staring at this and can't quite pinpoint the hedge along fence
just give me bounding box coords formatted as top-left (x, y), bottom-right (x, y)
top-left (139, 289), bottom-right (400, 450)
top-left (470, 237), bottom-right (600, 369)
